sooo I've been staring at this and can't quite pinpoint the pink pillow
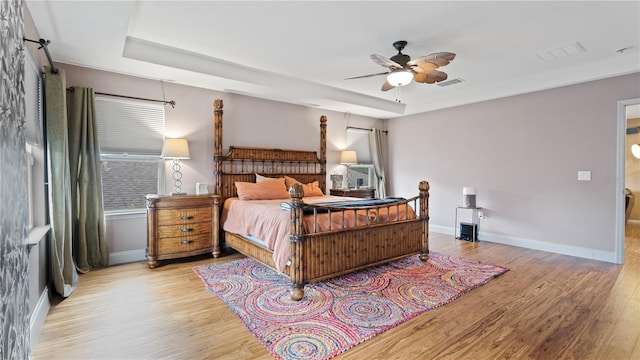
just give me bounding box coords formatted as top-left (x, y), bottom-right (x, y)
top-left (235, 177), bottom-right (289, 200)
top-left (284, 176), bottom-right (324, 197)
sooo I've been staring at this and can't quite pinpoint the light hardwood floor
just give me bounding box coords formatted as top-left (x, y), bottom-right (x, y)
top-left (33, 225), bottom-right (640, 360)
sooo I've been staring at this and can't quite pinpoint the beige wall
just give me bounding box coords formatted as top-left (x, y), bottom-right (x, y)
top-left (387, 73), bottom-right (640, 261)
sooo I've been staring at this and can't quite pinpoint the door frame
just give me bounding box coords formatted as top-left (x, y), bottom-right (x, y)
top-left (616, 97), bottom-right (640, 264)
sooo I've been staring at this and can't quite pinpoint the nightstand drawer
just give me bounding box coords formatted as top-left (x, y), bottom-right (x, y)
top-left (157, 233), bottom-right (212, 254)
top-left (157, 221), bottom-right (211, 239)
top-left (157, 208), bottom-right (212, 225)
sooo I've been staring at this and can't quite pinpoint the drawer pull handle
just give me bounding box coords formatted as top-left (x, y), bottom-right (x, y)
top-left (181, 240), bottom-right (193, 245)
top-left (180, 216), bottom-right (194, 221)
top-left (181, 228), bottom-right (194, 233)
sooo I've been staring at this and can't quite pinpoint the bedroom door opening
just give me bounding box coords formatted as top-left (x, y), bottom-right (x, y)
top-left (616, 98), bottom-right (640, 264)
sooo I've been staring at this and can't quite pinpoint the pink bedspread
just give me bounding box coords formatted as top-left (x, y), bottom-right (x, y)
top-left (221, 196), bottom-right (416, 273)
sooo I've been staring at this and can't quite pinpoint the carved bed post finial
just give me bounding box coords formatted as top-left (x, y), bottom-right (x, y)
top-left (319, 115), bottom-right (327, 191)
top-left (320, 115), bottom-right (327, 162)
top-left (288, 183), bottom-right (305, 301)
top-left (214, 99), bottom-right (224, 195)
top-left (419, 180), bottom-right (430, 261)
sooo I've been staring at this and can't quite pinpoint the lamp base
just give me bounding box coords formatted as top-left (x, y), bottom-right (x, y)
top-left (171, 192), bottom-right (187, 196)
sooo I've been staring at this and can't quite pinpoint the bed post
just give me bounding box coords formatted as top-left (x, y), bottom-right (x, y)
top-left (213, 99), bottom-right (223, 258)
top-left (288, 183), bottom-right (306, 301)
top-left (213, 99), bottom-right (223, 196)
top-left (419, 180), bottom-right (430, 261)
top-left (320, 115), bottom-right (327, 190)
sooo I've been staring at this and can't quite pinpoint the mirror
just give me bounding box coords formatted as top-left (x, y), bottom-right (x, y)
top-left (349, 164), bottom-right (375, 189)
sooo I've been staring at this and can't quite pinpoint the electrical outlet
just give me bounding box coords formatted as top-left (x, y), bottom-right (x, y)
top-left (478, 210), bottom-right (485, 219)
top-left (578, 171), bottom-right (591, 181)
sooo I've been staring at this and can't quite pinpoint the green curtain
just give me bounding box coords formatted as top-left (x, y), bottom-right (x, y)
top-left (66, 87), bottom-right (109, 272)
top-left (44, 66), bottom-right (78, 297)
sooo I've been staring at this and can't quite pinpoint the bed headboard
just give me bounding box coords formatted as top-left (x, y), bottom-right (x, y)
top-left (213, 99), bottom-right (327, 203)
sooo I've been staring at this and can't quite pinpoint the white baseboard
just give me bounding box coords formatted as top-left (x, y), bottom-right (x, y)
top-left (430, 226), bottom-right (617, 264)
top-left (430, 224), bottom-right (453, 236)
top-left (109, 249), bottom-right (146, 266)
top-left (30, 286), bottom-right (50, 353)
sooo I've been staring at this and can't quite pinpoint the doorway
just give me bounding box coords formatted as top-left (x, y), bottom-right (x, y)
top-left (616, 99), bottom-right (640, 264)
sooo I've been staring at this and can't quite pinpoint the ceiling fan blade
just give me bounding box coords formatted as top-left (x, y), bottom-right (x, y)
top-left (344, 71), bottom-right (390, 80)
top-left (419, 52), bottom-right (456, 67)
top-left (370, 54), bottom-right (402, 69)
top-left (381, 80), bottom-right (396, 91)
top-left (435, 52), bottom-right (456, 61)
top-left (407, 60), bottom-right (439, 72)
top-left (415, 70), bottom-right (448, 84)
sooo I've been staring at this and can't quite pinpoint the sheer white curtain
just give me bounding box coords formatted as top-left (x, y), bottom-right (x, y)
top-left (368, 128), bottom-right (387, 199)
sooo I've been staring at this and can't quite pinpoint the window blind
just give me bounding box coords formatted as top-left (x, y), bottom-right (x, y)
top-left (24, 51), bottom-right (42, 145)
top-left (95, 96), bottom-right (165, 155)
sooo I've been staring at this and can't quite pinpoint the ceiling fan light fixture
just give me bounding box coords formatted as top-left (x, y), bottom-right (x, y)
top-left (387, 69), bottom-right (413, 86)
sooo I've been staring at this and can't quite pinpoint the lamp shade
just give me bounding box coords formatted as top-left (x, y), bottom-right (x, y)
top-left (339, 150), bottom-right (358, 164)
top-left (632, 144), bottom-right (640, 159)
top-left (387, 69), bottom-right (414, 86)
top-left (161, 138), bottom-right (190, 159)
top-left (462, 187), bottom-right (477, 195)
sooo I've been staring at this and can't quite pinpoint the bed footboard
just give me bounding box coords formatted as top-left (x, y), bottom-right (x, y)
top-left (287, 181), bottom-right (430, 300)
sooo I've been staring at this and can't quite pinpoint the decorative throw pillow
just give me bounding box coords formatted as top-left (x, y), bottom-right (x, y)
top-left (235, 177), bottom-right (289, 200)
top-left (284, 175), bottom-right (324, 197)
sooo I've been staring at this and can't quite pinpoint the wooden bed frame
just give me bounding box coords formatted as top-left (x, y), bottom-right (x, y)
top-left (212, 99), bottom-right (430, 300)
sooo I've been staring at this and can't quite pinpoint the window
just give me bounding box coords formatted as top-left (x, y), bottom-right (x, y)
top-left (346, 128), bottom-right (372, 163)
top-left (94, 96), bottom-right (165, 213)
top-left (24, 50), bottom-right (42, 230)
top-left (100, 155), bottom-right (161, 212)
top-left (26, 144), bottom-right (35, 230)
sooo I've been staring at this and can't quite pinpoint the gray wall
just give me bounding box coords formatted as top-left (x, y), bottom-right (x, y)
top-left (23, 2), bottom-right (51, 352)
top-left (387, 73), bottom-right (640, 261)
top-left (60, 64), bottom-right (640, 264)
top-left (60, 63), bottom-right (385, 260)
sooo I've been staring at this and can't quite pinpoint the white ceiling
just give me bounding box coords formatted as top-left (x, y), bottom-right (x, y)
top-left (26, 1), bottom-right (640, 119)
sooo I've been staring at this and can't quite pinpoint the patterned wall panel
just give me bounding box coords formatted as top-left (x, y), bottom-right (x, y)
top-left (0, 0), bottom-right (30, 359)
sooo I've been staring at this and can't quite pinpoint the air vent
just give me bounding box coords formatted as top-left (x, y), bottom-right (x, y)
top-left (437, 78), bottom-right (464, 87)
top-left (536, 42), bottom-right (586, 61)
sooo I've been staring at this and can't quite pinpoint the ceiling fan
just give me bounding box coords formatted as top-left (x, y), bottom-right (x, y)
top-left (345, 40), bottom-right (456, 91)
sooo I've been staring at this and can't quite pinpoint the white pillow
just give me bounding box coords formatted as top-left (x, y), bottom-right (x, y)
top-left (255, 173), bottom-right (271, 183)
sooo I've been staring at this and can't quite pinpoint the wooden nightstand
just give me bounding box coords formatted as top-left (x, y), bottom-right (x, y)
top-left (329, 188), bottom-right (376, 199)
top-left (145, 194), bottom-right (220, 268)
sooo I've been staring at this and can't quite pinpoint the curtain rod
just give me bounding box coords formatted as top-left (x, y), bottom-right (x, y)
top-left (67, 87), bottom-right (176, 108)
top-left (24, 38), bottom-right (58, 74)
top-left (347, 126), bottom-right (388, 134)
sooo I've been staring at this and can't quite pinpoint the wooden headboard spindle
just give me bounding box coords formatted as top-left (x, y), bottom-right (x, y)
top-left (213, 99), bottom-right (327, 205)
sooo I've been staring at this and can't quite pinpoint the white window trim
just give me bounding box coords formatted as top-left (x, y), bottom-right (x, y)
top-left (26, 144), bottom-right (34, 230)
